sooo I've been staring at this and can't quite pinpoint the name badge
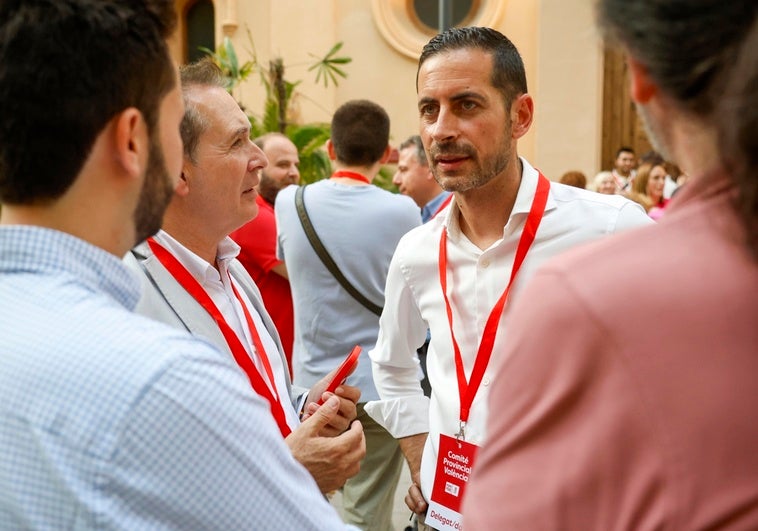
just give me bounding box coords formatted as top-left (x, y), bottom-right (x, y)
top-left (426, 433), bottom-right (479, 531)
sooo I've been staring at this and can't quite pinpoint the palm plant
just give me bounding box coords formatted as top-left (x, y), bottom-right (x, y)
top-left (201, 33), bottom-right (350, 184)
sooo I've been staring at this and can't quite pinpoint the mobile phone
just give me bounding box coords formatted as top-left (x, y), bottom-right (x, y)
top-left (317, 345), bottom-right (362, 404)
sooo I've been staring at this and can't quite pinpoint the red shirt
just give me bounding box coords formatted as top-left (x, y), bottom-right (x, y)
top-left (230, 195), bottom-right (294, 376)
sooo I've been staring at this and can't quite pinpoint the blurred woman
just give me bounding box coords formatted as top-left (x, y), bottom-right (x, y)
top-left (633, 162), bottom-right (669, 219)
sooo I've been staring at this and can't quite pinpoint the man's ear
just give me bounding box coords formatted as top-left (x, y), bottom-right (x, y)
top-left (627, 56), bottom-right (657, 104)
top-left (175, 163), bottom-right (191, 197)
top-left (379, 145), bottom-right (392, 164)
top-left (326, 139), bottom-right (336, 161)
top-left (511, 94), bottom-right (534, 140)
top-left (113, 107), bottom-right (147, 179)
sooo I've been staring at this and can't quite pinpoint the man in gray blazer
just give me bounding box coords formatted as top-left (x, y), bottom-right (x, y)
top-left (125, 57), bottom-right (365, 494)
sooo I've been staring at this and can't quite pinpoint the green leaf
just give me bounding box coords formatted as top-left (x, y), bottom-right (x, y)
top-left (307, 41), bottom-right (351, 88)
top-left (262, 99), bottom-right (279, 133)
top-left (324, 41), bottom-right (343, 59)
top-left (224, 37), bottom-right (239, 76)
top-left (289, 124), bottom-right (330, 153)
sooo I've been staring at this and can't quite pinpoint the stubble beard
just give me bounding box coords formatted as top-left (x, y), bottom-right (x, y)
top-left (430, 138), bottom-right (511, 193)
top-left (258, 171), bottom-right (288, 205)
top-left (429, 115), bottom-right (513, 193)
top-left (133, 134), bottom-right (174, 245)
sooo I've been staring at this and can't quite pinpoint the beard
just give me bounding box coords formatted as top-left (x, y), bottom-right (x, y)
top-left (429, 140), bottom-right (511, 193)
top-left (428, 119), bottom-right (512, 193)
top-left (133, 133), bottom-right (174, 245)
top-left (257, 172), bottom-right (279, 205)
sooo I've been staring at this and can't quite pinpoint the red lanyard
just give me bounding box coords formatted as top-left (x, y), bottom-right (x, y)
top-left (438, 173), bottom-right (550, 437)
top-left (331, 170), bottom-right (370, 184)
top-left (432, 194), bottom-right (454, 219)
top-left (147, 238), bottom-right (292, 437)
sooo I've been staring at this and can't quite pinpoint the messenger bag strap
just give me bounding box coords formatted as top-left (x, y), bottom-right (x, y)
top-left (295, 186), bottom-right (383, 316)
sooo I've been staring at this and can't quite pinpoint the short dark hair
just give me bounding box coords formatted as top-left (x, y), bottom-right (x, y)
top-left (179, 57), bottom-right (227, 162)
top-left (417, 26), bottom-right (527, 108)
top-left (330, 100), bottom-right (390, 166)
top-left (720, 17), bottom-right (758, 257)
top-left (0, 0), bottom-right (177, 204)
top-left (615, 147), bottom-right (635, 159)
top-left (597, 0), bottom-right (757, 117)
top-left (399, 135), bottom-right (428, 167)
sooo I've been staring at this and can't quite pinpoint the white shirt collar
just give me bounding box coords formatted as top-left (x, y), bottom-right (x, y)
top-left (152, 230), bottom-right (241, 285)
top-left (440, 157), bottom-right (555, 244)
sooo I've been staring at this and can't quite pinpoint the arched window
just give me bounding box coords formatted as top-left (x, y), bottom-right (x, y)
top-left (411, 0), bottom-right (478, 33)
top-left (372, 0), bottom-right (500, 60)
top-left (186, 0), bottom-right (215, 63)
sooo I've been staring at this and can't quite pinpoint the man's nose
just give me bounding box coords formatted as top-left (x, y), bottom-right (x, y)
top-left (429, 107), bottom-right (459, 143)
top-left (248, 139), bottom-right (268, 171)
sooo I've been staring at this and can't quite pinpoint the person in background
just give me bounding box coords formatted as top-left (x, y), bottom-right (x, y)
top-left (632, 162), bottom-right (669, 219)
top-left (559, 170), bottom-right (588, 189)
top-left (276, 99), bottom-right (422, 531)
top-left (593, 170), bottom-right (617, 194)
top-left (231, 132), bottom-right (300, 375)
top-left (365, 26), bottom-right (652, 531)
top-left (638, 149), bottom-right (664, 167)
top-left (394, 135), bottom-right (453, 222)
top-left (0, 1), bottom-right (358, 528)
top-left (663, 160), bottom-right (682, 199)
top-left (639, 150), bottom-right (682, 201)
top-left (125, 58), bottom-right (364, 495)
top-left (463, 1), bottom-right (758, 528)
top-left (611, 146), bottom-right (636, 192)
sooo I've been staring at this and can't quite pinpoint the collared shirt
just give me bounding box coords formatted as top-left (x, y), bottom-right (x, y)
top-left (276, 180), bottom-right (422, 401)
top-left (612, 168), bottom-right (636, 193)
top-left (151, 230), bottom-right (300, 431)
top-left (0, 225), bottom-right (352, 529)
top-left (365, 158), bottom-right (653, 500)
top-left (421, 191), bottom-right (453, 223)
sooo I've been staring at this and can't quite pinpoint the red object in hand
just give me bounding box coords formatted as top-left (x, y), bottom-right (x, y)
top-left (317, 345), bottom-right (362, 404)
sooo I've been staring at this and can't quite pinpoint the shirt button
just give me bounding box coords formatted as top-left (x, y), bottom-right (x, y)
top-left (480, 259), bottom-right (490, 268)
top-left (482, 377), bottom-right (490, 386)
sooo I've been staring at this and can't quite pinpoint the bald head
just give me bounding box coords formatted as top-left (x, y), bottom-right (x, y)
top-left (255, 133), bottom-right (300, 204)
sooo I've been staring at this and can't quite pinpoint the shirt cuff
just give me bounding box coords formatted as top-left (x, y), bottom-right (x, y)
top-left (364, 396), bottom-right (429, 439)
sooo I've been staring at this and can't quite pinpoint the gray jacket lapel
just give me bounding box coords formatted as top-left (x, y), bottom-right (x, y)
top-left (127, 241), bottom-right (301, 404)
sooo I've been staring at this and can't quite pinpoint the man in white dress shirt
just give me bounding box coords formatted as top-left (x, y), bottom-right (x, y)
top-left (126, 58), bottom-right (365, 494)
top-left (365, 26), bottom-right (652, 530)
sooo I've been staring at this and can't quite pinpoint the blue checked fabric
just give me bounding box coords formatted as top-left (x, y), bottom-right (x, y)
top-left (0, 226), bottom-right (353, 530)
